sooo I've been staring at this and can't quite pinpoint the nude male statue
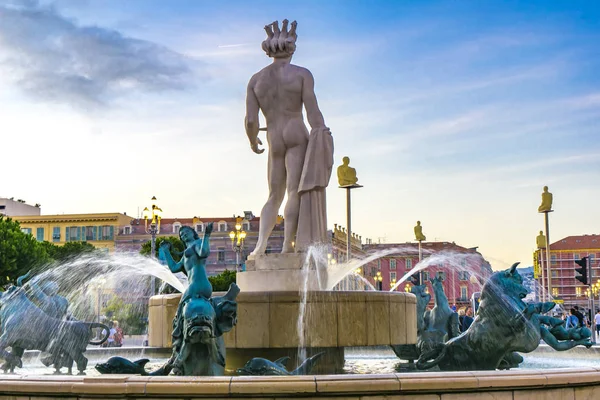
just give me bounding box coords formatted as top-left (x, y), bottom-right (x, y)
top-left (245, 20), bottom-right (330, 255)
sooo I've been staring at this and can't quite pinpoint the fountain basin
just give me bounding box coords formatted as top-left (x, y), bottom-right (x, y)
top-left (149, 290), bottom-right (416, 373)
top-left (2, 368), bottom-right (599, 399)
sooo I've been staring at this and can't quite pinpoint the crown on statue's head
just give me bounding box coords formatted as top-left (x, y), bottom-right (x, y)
top-left (262, 19), bottom-right (298, 58)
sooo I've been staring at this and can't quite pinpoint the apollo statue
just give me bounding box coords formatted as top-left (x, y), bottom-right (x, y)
top-left (245, 20), bottom-right (334, 254)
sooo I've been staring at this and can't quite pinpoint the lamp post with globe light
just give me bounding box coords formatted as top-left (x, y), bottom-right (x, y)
top-left (375, 271), bottom-right (383, 291)
top-left (229, 217), bottom-right (247, 273)
top-left (142, 196), bottom-right (162, 296)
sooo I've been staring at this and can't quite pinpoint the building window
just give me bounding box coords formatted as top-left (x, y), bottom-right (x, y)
top-left (66, 226), bottom-right (80, 241)
top-left (217, 247), bottom-right (225, 262)
top-left (36, 227), bottom-right (44, 242)
top-left (593, 269), bottom-right (599, 277)
top-left (52, 227), bottom-right (60, 242)
top-left (551, 254), bottom-right (557, 265)
top-left (406, 258), bottom-right (412, 269)
top-left (574, 253), bottom-right (580, 261)
top-left (390, 271), bottom-right (397, 280)
top-left (218, 222), bottom-right (227, 232)
top-left (123, 226), bottom-right (131, 235)
top-left (173, 222), bottom-right (182, 234)
top-left (460, 286), bottom-right (468, 299)
top-left (99, 225), bottom-right (114, 241)
top-left (437, 271), bottom-right (446, 281)
top-left (459, 271), bottom-right (470, 281)
top-left (195, 223), bottom-right (204, 233)
top-left (85, 226), bottom-right (96, 241)
top-left (422, 271), bottom-right (430, 282)
top-left (576, 287), bottom-right (582, 297)
top-left (242, 222), bottom-right (250, 231)
top-left (21, 228), bottom-right (32, 235)
top-left (552, 288), bottom-right (559, 297)
top-left (390, 259), bottom-right (397, 270)
top-left (460, 259), bottom-right (467, 267)
top-left (377, 259), bottom-right (381, 269)
top-left (551, 270), bottom-right (558, 278)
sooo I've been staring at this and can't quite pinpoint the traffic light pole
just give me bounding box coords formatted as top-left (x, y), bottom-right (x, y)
top-left (588, 257), bottom-right (595, 343)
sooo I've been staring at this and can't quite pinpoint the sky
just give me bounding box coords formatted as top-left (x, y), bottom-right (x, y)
top-left (1, 0), bottom-right (599, 270)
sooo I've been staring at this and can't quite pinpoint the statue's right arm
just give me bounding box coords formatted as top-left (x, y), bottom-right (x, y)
top-left (245, 76), bottom-right (263, 154)
top-left (159, 245), bottom-right (184, 274)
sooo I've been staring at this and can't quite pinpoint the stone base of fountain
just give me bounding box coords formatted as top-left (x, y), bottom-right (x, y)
top-left (149, 290), bottom-right (416, 374)
top-left (237, 253), bottom-right (327, 292)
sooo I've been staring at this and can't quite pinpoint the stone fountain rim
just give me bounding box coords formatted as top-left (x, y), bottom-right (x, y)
top-left (1, 368), bottom-right (599, 398)
top-left (151, 290), bottom-right (416, 305)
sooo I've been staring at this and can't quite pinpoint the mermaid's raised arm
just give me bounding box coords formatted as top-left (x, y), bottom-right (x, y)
top-left (195, 222), bottom-right (213, 259)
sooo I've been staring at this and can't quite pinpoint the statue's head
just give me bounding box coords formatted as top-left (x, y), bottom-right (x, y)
top-left (543, 186), bottom-right (548, 192)
top-left (179, 226), bottom-right (199, 243)
top-left (342, 156), bottom-right (350, 165)
top-left (482, 262), bottom-right (528, 308)
top-left (539, 230), bottom-right (543, 235)
top-left (417, 221), bottom-right (421, 226)
top-left (183, 297), bottom-right (217, 345)
top-left (262, 19), bottom-right (298, 59)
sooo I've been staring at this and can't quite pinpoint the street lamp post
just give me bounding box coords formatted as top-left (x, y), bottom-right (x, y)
top-left (375, 271), bottom-right (383, 291)
top-left (537, 186), bottom-right (553, 303)
top-left (143, 196), bottom-right (162, 296)
top-left (229, 217), bottom-right (247, 273)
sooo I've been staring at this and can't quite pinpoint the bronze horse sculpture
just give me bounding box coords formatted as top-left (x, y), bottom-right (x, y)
top-left (0, 283), bottom-right (109, 374)
top-left (417, 263), bottom-right (593, 371)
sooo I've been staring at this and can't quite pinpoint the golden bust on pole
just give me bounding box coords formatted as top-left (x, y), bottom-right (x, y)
top-left (337, 156), bottom-right (358, 186)
top-left (536, 231), bottom-right (546, 249)
top-left (414, 221), bottom-right (426, 241)
top-left (538, 186), bottom-right (553, 212)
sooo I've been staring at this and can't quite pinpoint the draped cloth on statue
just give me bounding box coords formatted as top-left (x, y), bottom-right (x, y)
top-left (296, 127), bottom-right (334, 251)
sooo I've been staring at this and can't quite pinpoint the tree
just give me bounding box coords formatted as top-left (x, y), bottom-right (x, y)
top-left (39, 241), bottom-right (97, 262)
top-left (140, 236), bottom-right (184, 260)
top-left (209, 269), bottom-right (236, 291)
top-left (0, 216), bottom-right (50, 286)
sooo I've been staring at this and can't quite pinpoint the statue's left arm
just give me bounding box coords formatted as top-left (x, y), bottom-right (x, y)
top-left (301, 69), bottom-right (326, 130)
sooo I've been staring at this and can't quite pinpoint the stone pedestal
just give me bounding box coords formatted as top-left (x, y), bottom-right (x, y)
top-left (237, 253), bottom-right (327, 292)
top-left (148, 290), bottom-right (417, 374)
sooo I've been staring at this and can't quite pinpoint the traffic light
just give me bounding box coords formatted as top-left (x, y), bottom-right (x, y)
top-left (575, 256), bottom-right (588, 285)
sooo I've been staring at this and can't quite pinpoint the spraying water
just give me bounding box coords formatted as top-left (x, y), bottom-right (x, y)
top-left (25, 252), bottom-right (187, 323)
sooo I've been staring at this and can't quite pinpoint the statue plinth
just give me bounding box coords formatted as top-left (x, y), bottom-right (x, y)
top-left (238, 253), bottom-right (326, 292)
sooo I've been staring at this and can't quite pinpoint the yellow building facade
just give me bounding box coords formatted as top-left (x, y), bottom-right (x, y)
top-left (13, 213), bottom-right (133, 253)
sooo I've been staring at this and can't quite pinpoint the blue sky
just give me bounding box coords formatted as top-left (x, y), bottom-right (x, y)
top-left (1, 0), bottom-right (599, 269)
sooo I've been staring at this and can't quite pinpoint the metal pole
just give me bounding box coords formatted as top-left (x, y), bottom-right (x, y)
top-left (236, 249), bottom-right (240, 273)
top-left (544, 212), bottom-right (552, 301)
top-left (418, 240), bottom-right (423, 286)
top-left (540, 248), bottom-right (545, 303)
top-left (150, 226), bottom-right (156, 297)
top-left (346, 187), bottom-right (351, 263)
top-left (588, 257), bottom-right (594, 342)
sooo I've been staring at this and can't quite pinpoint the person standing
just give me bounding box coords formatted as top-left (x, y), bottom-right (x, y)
top-left (595, 310), bottom-right (600, 336)
top-left (573, 306), bottom-right (584, 327)
top-left (462, 306), bottom-right (475, 331)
